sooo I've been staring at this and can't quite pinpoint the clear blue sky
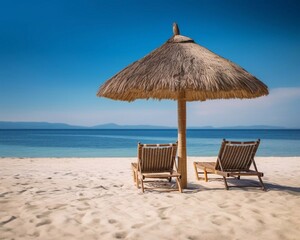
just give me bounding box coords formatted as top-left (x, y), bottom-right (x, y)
top-left (0, 0), bottom-right (299, 128)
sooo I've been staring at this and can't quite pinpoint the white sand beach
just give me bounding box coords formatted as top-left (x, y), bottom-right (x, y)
top-left (0, 157), bottom-right (299, 240)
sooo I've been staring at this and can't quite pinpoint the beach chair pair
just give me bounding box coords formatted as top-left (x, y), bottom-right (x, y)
top-left (131, 139), bottom-right (265, 192)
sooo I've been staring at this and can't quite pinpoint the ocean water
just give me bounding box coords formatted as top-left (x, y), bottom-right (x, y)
top-left (0, 129), bottom-right (300, 157)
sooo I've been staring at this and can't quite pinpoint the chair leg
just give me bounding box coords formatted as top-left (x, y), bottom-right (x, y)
top-left (258, 176), bottom-right (266, 191)
top-left (168, 177), bottom-right (172, 182)
top-left (136, 174), bottom-right (140, 188)
top-left (176, 177), bottom-right (182, 193)
top-left (223, 177), bottom-right (229, 190)
top-left (193, 162), bottom-right (200, 180)
top-left (141, 179), bottom-right (145, 193)
top-left (132, 169), bottom-right (136, 183)
top-left (204, 168), bottom-right (208, 182)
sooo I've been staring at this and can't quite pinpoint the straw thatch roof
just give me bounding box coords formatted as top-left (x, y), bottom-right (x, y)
top-left (97, 26), bottom-right (268, 102)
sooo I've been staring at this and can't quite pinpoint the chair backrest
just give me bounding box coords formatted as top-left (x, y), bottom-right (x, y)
top-left (137, 142), bottom-right (178, 173)
top-left (215, 139), bottom-right (260, 171)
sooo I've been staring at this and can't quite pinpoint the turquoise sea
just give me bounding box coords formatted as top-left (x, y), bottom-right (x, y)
top-left (0, 129), bottom-right (300, 157)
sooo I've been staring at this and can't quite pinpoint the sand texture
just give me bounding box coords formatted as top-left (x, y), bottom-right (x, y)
top-left (0, 157), bottom-right (299, 240)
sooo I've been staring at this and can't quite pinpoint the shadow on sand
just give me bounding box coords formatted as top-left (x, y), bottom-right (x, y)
top-left (185, 178), bottom-right (300, 194)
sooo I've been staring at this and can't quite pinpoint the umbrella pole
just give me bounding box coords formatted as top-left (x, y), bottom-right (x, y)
top-left (177, 93), bottom-right (187, 188)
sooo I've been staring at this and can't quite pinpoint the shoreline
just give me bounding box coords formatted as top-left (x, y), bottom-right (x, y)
top-left (1, 157), bottom-right (299, 239)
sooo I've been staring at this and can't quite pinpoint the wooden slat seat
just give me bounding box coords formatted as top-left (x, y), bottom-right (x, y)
top-left (193, 139), bottom-right (266, 191)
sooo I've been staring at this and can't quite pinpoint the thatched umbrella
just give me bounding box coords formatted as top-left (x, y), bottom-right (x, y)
top-left (97, 23), bottom-right (268, 188)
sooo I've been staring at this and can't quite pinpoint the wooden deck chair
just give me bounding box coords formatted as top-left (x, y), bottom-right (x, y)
top-left (131, 142), bottom-right (182, 193)
top-left (193, 139), bottom-right (266, 191)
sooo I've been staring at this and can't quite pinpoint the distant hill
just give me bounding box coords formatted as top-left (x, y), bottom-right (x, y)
top-left (0, 121), bottom-right (172, 129)
top-left (0, 121), bottom-right (85, 129)
top-left (217, 125), bottom-right (285, 130)
top-left (187, 125), bottom-right (285, 129)
top-left (91, 123), bottom-right (172, 129)
top-left (0, 121), bottom-right (287, 129)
